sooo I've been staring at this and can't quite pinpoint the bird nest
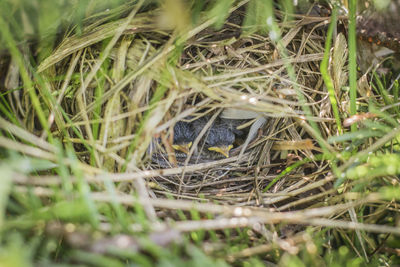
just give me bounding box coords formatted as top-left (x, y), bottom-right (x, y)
top-left (34, 3), bottom-right (345, 211)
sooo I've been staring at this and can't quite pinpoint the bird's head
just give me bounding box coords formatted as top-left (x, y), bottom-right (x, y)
top-left (172, 121), bottom-right (195, 154)
top-left (205, 126), bottom-right (235, 158)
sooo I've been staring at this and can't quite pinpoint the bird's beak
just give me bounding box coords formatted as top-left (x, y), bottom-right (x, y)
top-left (172, 142), bottom-right (192, 154)
top-left (208, 145), bottom-right (233, 158)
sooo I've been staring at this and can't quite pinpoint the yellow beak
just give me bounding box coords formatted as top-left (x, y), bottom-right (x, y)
top-left (172, 142), bottom-right (192, 154)
top-left (208, 145), bottom-right (233, 158)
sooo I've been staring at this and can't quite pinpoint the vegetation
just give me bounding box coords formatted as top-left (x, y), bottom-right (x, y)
top-left (0, 0), bottom-right (399, 265)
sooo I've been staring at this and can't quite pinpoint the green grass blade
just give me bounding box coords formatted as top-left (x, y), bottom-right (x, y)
top-left (348, 0), bottom-right (358, 132)
top-left (320, 5), bottom-right (342, 133)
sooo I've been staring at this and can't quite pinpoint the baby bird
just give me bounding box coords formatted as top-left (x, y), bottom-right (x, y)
top-left (203, 122), bottom-right (235, 158)
top-left (172, 120), bottom-right (195, 154)
top-left (193, 117), bottom-right (239, 158)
